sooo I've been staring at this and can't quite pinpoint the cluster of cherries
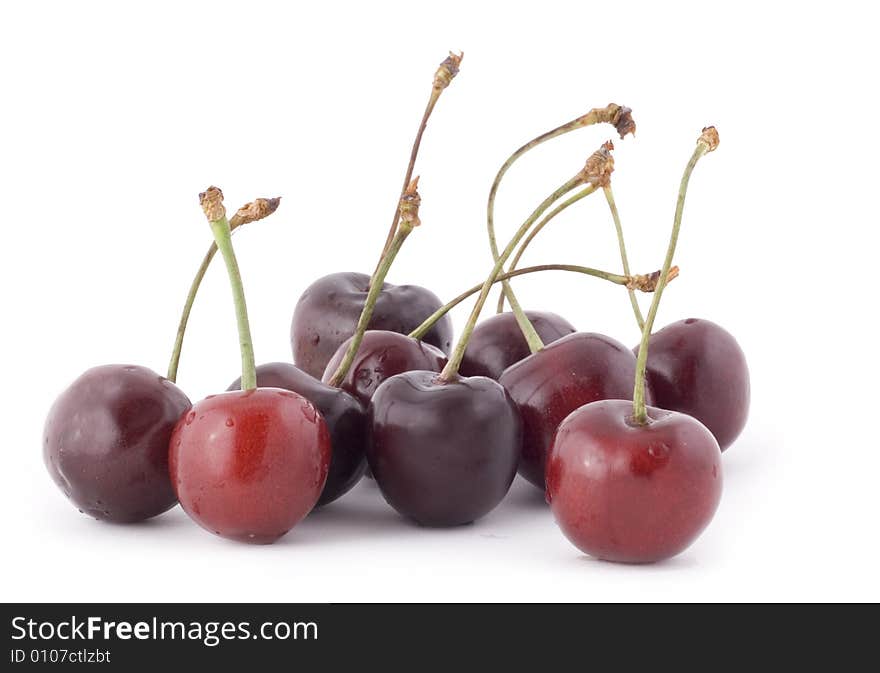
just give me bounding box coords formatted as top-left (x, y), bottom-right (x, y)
top-left (44, 53), bottom-right (749, 563)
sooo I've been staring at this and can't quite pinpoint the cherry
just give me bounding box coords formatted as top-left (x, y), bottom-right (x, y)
top-left (546, 400), bottom-right (722, 563)
top-left (170, 388), bottom-right (330, 543)
top-left (171, 187), bottom-right (331, 543)
top-left (460, 310), bottom-right (575, 379)
top-left (322, 330), bottom-right (447, 407)
top-left (547, 127), bottom-right (723, 563)
top-left (635, 318), bottom-right (749, 451)
top-left (228, 362), bottom-right (367, 506)
top-left (291, 271), bottom-right (452, 378)
top-left (369, 370), bottom-right (520, 526)
top-left (499, 332), bottom-right (650, 489)
top-left (44, 364), bottom-right (190, 522)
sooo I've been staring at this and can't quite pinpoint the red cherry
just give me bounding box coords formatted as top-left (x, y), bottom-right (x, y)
top-left (322, 330), bottom-right (447, 407)
top-left (460, 310), bottom-right (576, 380)
top-left (229, 362), bottom-right (367, 507)
top-left (546, 399), bottom-right (722, 563)
top-left (635, 318), bottom-right (749, 451)
top-left (499, 332), bottom-right (651, 489)
top-left (169, 388), bottom-right (331, 544)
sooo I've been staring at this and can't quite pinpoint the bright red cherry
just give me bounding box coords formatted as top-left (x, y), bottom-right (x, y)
top-left (460, 310), bottom-right (576, 379)
top-left (229, 362), bottom-right (367, 507)
top-left (546, 399), bottom-right (722, 563)
top-left (499, 332), bottom-right (651, 489)
top-left (171, 186), bottom-right (332, 543)
top-left (44, 364), bottom-right (191, 522)
top-left (169, 388), bottom-right (330, 543)
top-left (635, 318), bottom-right (749, 450)
top-left (546, 125), bottom-right (724, 563)
top-left (322, 330), bottom-right (447, 407)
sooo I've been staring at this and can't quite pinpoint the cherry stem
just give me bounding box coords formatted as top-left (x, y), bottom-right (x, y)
top-left (439, 175), bottom-right (584, 382)
top-left (504, 271), bottom-right (545, 354)
top-left (487, 105), bottom-right (634, 317)
top-left (167, 198), bottom-right (280, 383)
top-left (409, 262), bottom-right (640, 341)
top-left (328, 180), bottom-right (421, 387)
top-left (603, 185), bottom-right (645, 331)
top-left (167, 244), bottom-right (218, 383)
top-left (632, 128), bottom-right (719, 424)
top-left (371, 52), bottom-right (462, 283)
top-left (200, 187), bottom-right (258, 391)
top-left (496, 183), bottom-right (598, 313)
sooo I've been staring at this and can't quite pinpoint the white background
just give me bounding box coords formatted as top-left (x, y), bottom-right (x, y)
top-left (1, 1), bottom-right (878, 602)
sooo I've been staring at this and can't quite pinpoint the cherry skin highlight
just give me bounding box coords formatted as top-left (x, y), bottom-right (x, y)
top-left (546, 399), bottom-right (722, 563)
top-left (44, 364), bottom-right (191, 522)
top-left (322, 330), bottom-right (447, 407)
top-left (635, 318), bottom-right (749, 450)
top-left (368, 370), bottom-right (521, 527)
top-left (499, 332), bottom-right (652, 490)
top-left (228, 362), bottom-right (367, 506)
top-left (291, 272), bottom-right (453, 378)
top-left (169, 388), bottom-right (331, 544)
top-left (460, 310), bottom-right (576, 380)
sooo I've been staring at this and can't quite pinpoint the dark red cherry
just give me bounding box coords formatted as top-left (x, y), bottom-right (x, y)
top-left (169, 388), bottom-right (331, 543)
top-left (44, 364), bottom-right (191, 523)
top-left (368, 370), bottom-right (521, 526)
top-left (634, 318), bottom-right (749, 451)
top-left (499, 332), bottom-right (652, 489)
top-left (291, 271), bottom-right (453, 378)
top-left (546, 399), bottom-right (722, 563)
top-left (460, 310), bottom-right (576, 379)
top-left (228, 362), bottom-right (367, 506)
top-left (322, 330), bottom-right (447, 407)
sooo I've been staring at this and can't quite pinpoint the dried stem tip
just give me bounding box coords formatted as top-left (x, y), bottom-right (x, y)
top-left (433, 51), bottom-right (463, 90)
top-left (579, 103), bottom-right (636, 139)
top-left (229, 197), bottom-right (282, 228)
top-left (398, 177), bottom-right (422, 228)
top-left (699, 126), bottom-right (720, 152)
top-left (626, 265), bottom-right (680, 292)
top-left (610, 105), bottom-right (636, 139)
top-left (199, 186), bottom-right (226, 223)
top-left (581, 140), bottom-right (615, 187)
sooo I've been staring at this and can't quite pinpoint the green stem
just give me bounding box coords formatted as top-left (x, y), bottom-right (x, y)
top-left (632, 141), bottom-right (712, 424)
top-left (167, 244), bottom-right (215, 382)
top-left (329, 224), bottom-right (414, 387)
top-left (503, 271), bottom-right (544, 354)
top-left (440, 176), bottom-right (584, 381)
top-left (497, 183), bottom-right (598, 313)
top-left (604, 185), bottom-right (645, 331)
top-left (209, 216), bottom-right (257, 391)
top-left (371, 88), bottom-right (441, 282)
top-left (409, 263), bottom-right (630, 340)
top-left (167, 219), bottom-right (252, 382)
